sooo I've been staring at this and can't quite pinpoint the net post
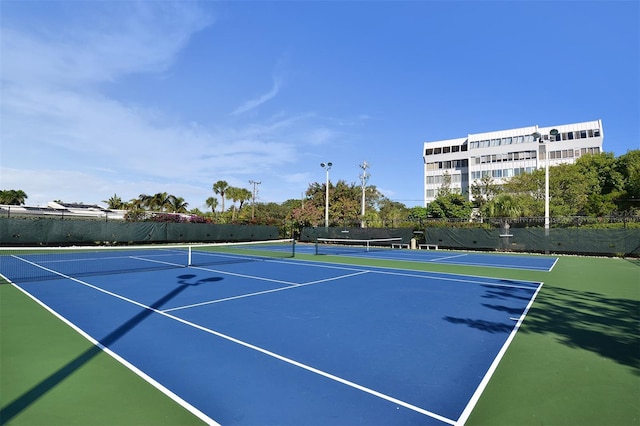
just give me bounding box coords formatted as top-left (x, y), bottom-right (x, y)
top-left (315, 238), bottom-right (319, 255)
top-left (292, 238), bottom-right (296, 258)
top-left (188, 246), bottom-right (192, 266)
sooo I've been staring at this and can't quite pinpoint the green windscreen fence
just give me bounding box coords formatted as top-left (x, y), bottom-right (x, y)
top-left (300, 227), bottom-right (415, 244)
top-left (423, 227), bottom-right (640, 256)
top-left (0, 218), bottom-right (281, 246)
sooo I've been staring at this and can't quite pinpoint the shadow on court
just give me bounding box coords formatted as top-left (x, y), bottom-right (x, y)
top-left (522, 286), bottom-right (640, 374)
top-left (0, 274), bottom-right (222, 424)
top-left (446, 284), bottom-right (639, 374)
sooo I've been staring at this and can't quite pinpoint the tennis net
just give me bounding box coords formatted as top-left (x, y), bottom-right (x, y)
top-left (315, 237), bottom-right (404, 255)
top-left (0, 239), bottom-right (295, 283)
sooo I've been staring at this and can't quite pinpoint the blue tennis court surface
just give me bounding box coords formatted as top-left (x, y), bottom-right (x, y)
top-left (3, 251), bottom-right (543, 425)
top-left (300, 242), bottom-right (558, 271)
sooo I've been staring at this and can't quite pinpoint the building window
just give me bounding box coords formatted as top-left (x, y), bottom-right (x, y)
top-left (594, 129), bottom-right (601, 137)
top-left (434, 147), bottom-right (442, 154)
top-left (461, 144), bottom-right (468, 151)
top-left (452, 145), bottom-right (460, 152)
top-left (425, 148), bottom-right (433, 156)
top-left (443, 146), bottom-right (451, 153)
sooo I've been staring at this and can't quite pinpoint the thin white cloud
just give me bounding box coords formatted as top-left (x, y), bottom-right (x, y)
top-left (1, 2), bottom-right (211, 87)
top-left (0, 2), bottom-right (356, 207)
top-left (231, 77), bottom-right (282, 115)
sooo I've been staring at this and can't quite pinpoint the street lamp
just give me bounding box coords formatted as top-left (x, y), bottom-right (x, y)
top-left (532, 129), bottom-right (558, 251)
top-left (320, 162), bottom-right (332, 228)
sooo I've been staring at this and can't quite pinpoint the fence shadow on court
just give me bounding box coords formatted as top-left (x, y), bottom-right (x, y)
top-left (0, 273), bottom-right (223, 424)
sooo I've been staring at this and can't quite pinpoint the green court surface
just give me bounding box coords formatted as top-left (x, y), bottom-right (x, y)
top-left (1, 253), bottom-right (638, 425)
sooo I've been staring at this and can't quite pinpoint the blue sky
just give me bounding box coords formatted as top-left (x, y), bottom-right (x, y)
top-left (1, 1), bottom-right (638, 209)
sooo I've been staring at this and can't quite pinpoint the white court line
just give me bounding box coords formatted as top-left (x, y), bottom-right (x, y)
top-left (455, 281), bottom-right (544, 425)
top-left (12, 257), bottom-right (456, 425)
top-left (369, 269), bottom-right (539, 291)
top-left (429, 253), bottom-right (469, 262)
top-left (10, 255), bottom-right (219, 426)
top-left (163, 270), bottom-right (369, 312)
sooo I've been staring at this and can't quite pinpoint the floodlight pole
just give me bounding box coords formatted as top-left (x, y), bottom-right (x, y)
top-left (320, 162), bottom-right (332, 228)
top-left (533, 129), bottom-right (557, 254)
top-left (359, 161), bottom-right (370, 228)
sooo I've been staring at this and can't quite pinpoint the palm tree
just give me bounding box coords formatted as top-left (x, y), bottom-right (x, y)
top-left (0, 189), bottom-right (28, 205)
top-left (137, 194), bottom-right (153, 210)
top-left (167, 196), bottom-right (189, 213)
top-left (483, 193), bottom-right (523, 232)
top-left (205, 196), bottom-right (218, 213)
top-left (103, 194), bottom-right (125, 209)
top-left (226, 186), bottom-right (241, 221)
top-left (150, 192), bottom-right (172, 211)
top-left (237, 188), bottom-right (252, 212)
top-left (212, 180), bottom-right (229, 213)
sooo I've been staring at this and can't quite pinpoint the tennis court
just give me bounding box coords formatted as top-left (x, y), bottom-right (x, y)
top-left (305, 238), bottom-right (558, 271)
top-left (0, 241), bottom-right (546, 425)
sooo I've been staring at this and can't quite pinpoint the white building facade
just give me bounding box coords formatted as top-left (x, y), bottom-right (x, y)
top-left (423, 119), bottom-right (604, 206)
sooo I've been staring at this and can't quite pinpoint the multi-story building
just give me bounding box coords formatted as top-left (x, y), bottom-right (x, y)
top-left (423, 119), bottom-right (604, 206)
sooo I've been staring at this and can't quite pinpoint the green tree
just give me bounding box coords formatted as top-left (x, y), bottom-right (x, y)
top-left (482, 193), bottom-right (523, 219)
top-left (471, 175), bottom-right (501, 208)
top-left (576, 152), bottom-right (625, 215)
top-left (426, 193), bottom-right (474, 219)
top-left (236, 188), bottom-right (253, 214)
top-left (407, 206), bottom-right (429, 222)
top-left (549, 163), bottom-right (592, 216)
top-left (151, 192), bottom-right (172, 211)
top-left (225, 187), bottom-right (252, 221)
top-left (289, 204), bottom-right (323, 228)
top-left (205, 196), bottom-right (218, 214)
top-left (167, 196), bottom-right (189, 213)
top-left (501, 169), bottom-right (545, 217)
top-left (615, 149), bottom-right (640, 212)
top-left (377, 197), bottom-right (408, 226)
top-left (212, 180), bottom-right (229, 214)
top-left (437, 172), bottom-right (452, 197)
top-left (0, 189), bottom-right (28, 205)
top-left (103, 194), bottom-right (125, 209)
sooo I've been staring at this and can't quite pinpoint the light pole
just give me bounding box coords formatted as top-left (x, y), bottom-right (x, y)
top-left (249, 180), bottom-right (261, 220)
top-left (532, 129), bottom-right (557, 252)
top-left (320, 162), bottom-right (332, 228)
top-left (359, 161), bottom-right (370, 228)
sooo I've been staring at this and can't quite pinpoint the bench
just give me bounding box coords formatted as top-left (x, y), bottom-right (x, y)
top-left (392, 243), bottom-right (410, 249)
top-left (418, 244), bottom-right (439, 250)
